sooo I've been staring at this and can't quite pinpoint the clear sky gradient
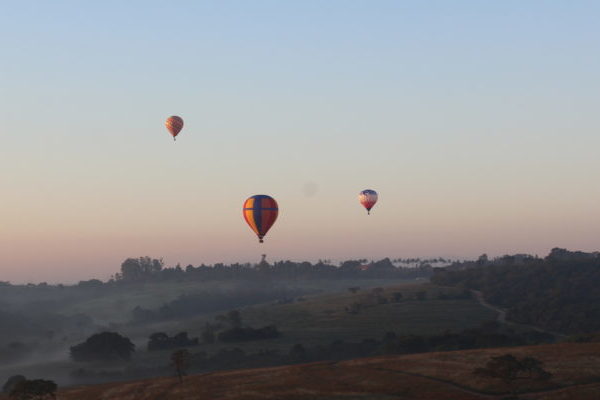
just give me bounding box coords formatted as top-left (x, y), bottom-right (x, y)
top-left (1, 1), bottom-right (599, 283)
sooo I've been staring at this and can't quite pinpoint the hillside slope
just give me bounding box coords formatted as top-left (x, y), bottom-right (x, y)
top-left (431, 248), bottom-right (600, 334)
top-left (0, 283), bottom-right (499, 388)
top-left (21, 342), bottom-right (600, 400)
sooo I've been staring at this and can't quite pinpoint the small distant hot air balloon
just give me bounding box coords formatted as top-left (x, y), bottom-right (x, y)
top-left (359, 189), bottom-right (378, 215)
top-left (243, 195), bottom-right (278, 243)
top-left (165, 116), bottom-right (184, 141)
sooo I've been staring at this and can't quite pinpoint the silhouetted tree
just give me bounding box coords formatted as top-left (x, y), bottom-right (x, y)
top-left (147, 332), bottom-right (169, 351)
top-left (171, 349), bottom-right (191, 383)
top-left (9, 379), bottom-right (57, 400)
top-left (477, 254), bottom-right (489, 265)
top-left (519, 356), bottom-right (552, 380)
top-left (289, 344), bottom-right (307, 362)
top-left (70, 332), bottom-right (135, 362)
top-left (77, 279), bottom-right (103, 288)
top-left (147, 332), bottom-right (198, 351)
top-left (474, 354), bottom-right (551, 398)
top-left (3, 376), bottom-right (26, 395)
top-left (119, 257), bottom-right (164, 282)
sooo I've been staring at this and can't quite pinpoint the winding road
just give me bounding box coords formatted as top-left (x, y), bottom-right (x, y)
top-left (471, 290), bottom-right (566, 338)
top-left (471, 290), bottom-right (506, 323)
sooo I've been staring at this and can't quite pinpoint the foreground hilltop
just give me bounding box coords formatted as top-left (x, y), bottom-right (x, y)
top-left (19, 342), bottom-right (600, 400)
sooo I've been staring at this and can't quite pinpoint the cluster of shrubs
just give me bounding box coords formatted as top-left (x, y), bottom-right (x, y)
top-left (344, 286), bottom-right (471, 314)
top-left (70, 332), bottom-right (135, 362)
top-left (2, 375), bottom-right (57, 399)
top-left (68, 309), bottom-right (281, 368)
top-left (174, 322), bottom-right (555, 375)
top-left (147, 332), bottom-right (199, 351)
top-left (59, 319), bottom-right (558, 386)
top-left (217, 325), bottom-right (280, 342)
top-left (276, 323), bottom-right (553, 364)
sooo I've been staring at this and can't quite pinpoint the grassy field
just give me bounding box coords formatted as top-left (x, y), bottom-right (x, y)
top-left (11, 342), bottom-right (600, 400)
top-left (58, 278), bottom-right (415, 324)
top-left (128, 283), bottom-right (496, 367)
top-left (228, 283), bottom-right (494, 347)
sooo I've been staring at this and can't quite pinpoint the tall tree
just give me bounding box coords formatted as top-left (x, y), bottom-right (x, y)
top-left (171, 349), bottom-right (191, 383)
top-left (474, 354), bottom-right (551, 398)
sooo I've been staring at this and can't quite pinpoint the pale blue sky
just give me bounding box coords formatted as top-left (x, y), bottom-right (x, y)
top-left (1, 1), bottom-right (599, 282)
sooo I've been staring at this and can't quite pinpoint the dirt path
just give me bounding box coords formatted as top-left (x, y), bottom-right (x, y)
top-left (472, 290), bottom-right (506, 324)
top-left (470, 290), bottom-right (566, 339)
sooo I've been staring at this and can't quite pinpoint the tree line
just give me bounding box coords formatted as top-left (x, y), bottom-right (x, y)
top-left (108, 256), bottom-right (434, 283)
top-left (62, 321), bottom-right (555, 385)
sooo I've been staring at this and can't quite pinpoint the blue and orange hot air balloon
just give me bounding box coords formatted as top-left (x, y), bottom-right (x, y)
top-left (243, 195), bottom-right (278, 243)
top-left (359, 189), bottom-right (378, 215)
top-left (165, 116), bottom-right (184, 141)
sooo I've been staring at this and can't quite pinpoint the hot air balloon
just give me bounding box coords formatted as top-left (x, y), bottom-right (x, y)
top-left (243, 195), bottom-right (278, 243)
top-left (165, 116), bottom-right (184, 141)
top-left (359, 189), bottom-right (378, 215)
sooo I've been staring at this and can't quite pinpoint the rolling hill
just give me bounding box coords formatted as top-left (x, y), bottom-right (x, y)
top-left (15, 342), bottom-right (600, 400)
top-left (0, 282), bottom-right (498, 387)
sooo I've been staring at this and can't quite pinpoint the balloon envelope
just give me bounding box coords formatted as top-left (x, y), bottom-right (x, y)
top-left (165, 116), bottom-right (184, 140)
top-left (243, 195), bottom-right (278, 243)
top-left (359, 189), bottom-right (378, 214)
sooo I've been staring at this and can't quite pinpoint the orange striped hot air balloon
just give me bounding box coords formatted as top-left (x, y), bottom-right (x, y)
top-left (165, 116), bottom-right (184, 141)
top-left (243, 195), bottom-right (278, 243)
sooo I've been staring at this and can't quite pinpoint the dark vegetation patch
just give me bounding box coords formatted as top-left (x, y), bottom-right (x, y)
top-left (431, 248), bottom-right (600, 334)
